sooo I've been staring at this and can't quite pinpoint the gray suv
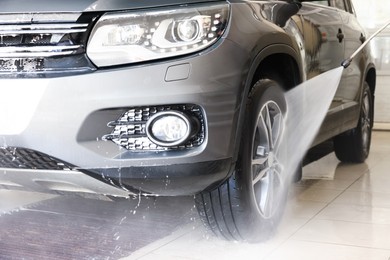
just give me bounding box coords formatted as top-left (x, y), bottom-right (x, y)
top-left (0, 0), bottom-right (375, 242)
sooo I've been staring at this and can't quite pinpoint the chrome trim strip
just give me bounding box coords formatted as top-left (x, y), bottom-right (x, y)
top-left (0, 29), bottom-right (87, 34)
top-left (0, 13), bottom-right (82, 24)
top-left (0, 46), bottom-right (81, 57)
top-left (0, 23), bottom-right (89, 34)
top-left (0, 23), bottom-right (89, 30)
top-left (0, 168), bottom-right (133, 197)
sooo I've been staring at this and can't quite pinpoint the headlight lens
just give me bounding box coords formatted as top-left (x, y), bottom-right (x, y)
top-left (87, 3), bottom-right (230, 67)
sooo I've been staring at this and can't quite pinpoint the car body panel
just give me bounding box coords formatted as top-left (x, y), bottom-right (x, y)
top-left (296, 1), bottom-right (374, 145)
top-left (0, 38), bottom-right (247, 168)
top-left (0, 0), bottom-right (375, 196)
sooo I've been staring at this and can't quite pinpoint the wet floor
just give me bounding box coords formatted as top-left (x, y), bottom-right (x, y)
top-left (0, 192), bottom-right (196, 259)
top-left (1, 131), bottom-right (390, 260)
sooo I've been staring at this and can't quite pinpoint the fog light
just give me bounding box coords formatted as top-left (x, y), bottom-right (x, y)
top-left (146, 111), bottom-right (193, 147)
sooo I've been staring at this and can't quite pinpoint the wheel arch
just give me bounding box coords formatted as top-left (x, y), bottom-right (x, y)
top-left (365, 64), bottom-right (376, 95)
top-left (250, 50), bottom-right (302, 92)
top-left (231, 44), bottom-right (302, 162)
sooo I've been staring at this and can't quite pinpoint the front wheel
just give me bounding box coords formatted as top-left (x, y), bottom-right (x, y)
top-left (195, 79), bottom-right (289, 242)
top-left (334, 82), bottom-right (373, 163)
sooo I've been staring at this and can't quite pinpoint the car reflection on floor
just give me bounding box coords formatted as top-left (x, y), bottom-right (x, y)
top-left (0, 191), bottom-right (197, 259)
top-left (1, 131), bottom-right (390, 260)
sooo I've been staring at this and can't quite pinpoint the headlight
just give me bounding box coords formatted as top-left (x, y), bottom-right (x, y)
top-left (87, 3), bottom-right (230, 67)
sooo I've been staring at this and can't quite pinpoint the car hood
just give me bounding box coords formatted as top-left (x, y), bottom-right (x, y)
top-left (0, 0), bottom-right (225, 13)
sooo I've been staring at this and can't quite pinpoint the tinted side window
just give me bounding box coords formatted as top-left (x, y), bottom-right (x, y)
top-left (310, 1), bottom-right (330, 6)
top-left (344, 0), bottom-right (355, 14)
top-left (331, 0), bottom-right (347, 11)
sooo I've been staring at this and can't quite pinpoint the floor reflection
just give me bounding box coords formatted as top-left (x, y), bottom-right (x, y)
top-left (1, 131), bottom-right (390, 260)
top-left (0, 193), bottom-right (196, 259)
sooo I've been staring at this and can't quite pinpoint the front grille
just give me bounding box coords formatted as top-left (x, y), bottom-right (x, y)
top-left (0, 147), bottom-right (74, 170)
top-left (0, 23), bottom-right (88, 57)
top-left (0, 13), bottom-right (97, 76)
top-left (103, 104), bottom-right (206, 151)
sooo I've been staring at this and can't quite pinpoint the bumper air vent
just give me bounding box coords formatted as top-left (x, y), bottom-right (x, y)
top-left (0, 147), bottom-right (75, 171)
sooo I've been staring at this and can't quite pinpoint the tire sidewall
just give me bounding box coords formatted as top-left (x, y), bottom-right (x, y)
top-left (333, 82), bottom-right (374, 163)
top-left (233, 79), bottom-right (287, 241)
top-left (358, 83), bottom-right (373, 159)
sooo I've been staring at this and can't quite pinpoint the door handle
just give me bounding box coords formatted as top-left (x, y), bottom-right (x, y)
top-left (360, 33), bottom-right (366, 43)
top-left (337, 28), bottom-right (344, 43)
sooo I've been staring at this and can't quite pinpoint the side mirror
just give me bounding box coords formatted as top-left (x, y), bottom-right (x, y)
top-left (274, 1), bottom-right (302, 27)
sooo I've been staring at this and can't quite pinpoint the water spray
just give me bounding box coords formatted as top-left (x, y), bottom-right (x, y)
top-left (279, 19), bottom-right (390, 226)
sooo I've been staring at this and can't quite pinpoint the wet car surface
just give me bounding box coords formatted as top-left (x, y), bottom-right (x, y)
top-left (0, 0), bottom-right (376, 242)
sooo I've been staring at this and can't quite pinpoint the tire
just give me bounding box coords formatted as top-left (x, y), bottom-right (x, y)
top-left (334, 82), bottom-right (373, 163)
top-left (195, 79), bottom-right (289, 242)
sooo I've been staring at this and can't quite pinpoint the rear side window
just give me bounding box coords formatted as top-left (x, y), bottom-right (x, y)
top-left (294, 0), bottom-right (352, 12)
top-left (286, 0), bottom-right (354, 13)
top-left (344, 0), bottom-right (355, 14)
top-left (310, 1), bottom-right (330, 6)
top-left (333, 0), bottom-right (346, 11)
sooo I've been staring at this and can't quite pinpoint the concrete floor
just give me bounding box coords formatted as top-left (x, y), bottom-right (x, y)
top-left (1, 131), bottom-right (390, 260)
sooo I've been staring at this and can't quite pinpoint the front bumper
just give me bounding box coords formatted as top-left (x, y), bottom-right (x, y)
top-left (0, 39), bottom-right (248, 196)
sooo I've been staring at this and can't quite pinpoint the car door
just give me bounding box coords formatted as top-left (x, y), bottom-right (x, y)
top-left (297, 1), bottom-right (344, 78)
top-left (333, 0), bottom-right (367, 128)
top-left (296, 1), bottom-right (346, 144)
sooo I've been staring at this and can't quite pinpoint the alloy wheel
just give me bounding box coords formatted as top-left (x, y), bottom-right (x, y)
top-left (251, 100), bottom-right (285, 219)
top-left (361, 90), bottom-right (371, 154)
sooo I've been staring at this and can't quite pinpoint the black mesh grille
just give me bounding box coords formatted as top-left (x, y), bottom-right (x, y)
top-left (1, 35), bottom-right (22, 46)
top-left (103, 104), bottom-right (206, 151)
top-left (24, 34), bottom-right (52, 45)
top-left (0, 147), bottom-right (74, 170)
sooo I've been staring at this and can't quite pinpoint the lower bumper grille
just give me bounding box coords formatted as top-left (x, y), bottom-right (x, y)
top-left (0, 147), bottom-right (74, 170)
